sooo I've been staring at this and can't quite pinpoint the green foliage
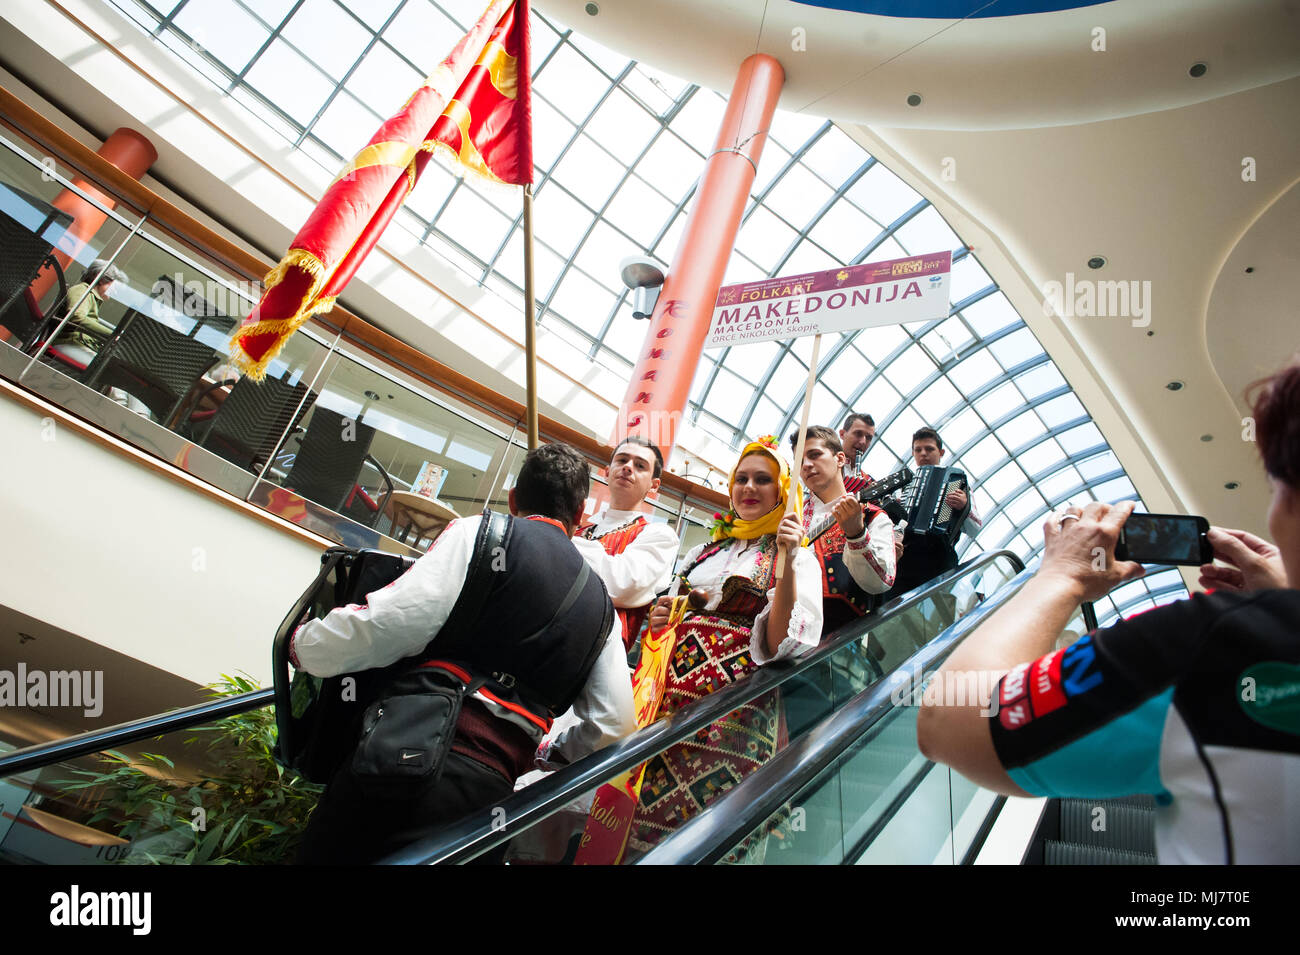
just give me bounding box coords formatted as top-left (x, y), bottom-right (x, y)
top-left (61, 674), bottom-right (322, 865)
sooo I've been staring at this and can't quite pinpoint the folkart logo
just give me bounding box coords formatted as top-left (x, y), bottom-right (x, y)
top-left (1041, 272), bottom-right (1151, 328)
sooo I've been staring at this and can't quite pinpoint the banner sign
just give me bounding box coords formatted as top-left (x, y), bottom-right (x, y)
top-left (705, 251), bottom-right (952, 348)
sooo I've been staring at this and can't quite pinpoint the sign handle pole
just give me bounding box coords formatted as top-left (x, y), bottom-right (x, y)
top-left (776, 331), bottom-right (822, 579)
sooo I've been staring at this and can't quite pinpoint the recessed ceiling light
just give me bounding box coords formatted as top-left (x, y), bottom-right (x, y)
top-left (1200, 434), bottom-right (1213, 442)
top-left (1146, 330), bottom-right (1155, 337)
top-left (1189, 62), bottom-right (1208, 78)
top-left (1087, 256), bottom-right (1106, 270)
top-left (906, 93), bottom-right (922, 107)
top-left (1244, 267), bottom-right (1255, 274)
top-left (1166, 381), bottom-right (1184, 391)
top-left (585, 2), bottom-right (599, 14)
top-left (364, 390), bottom-right (381, 401)
top-left (1224, 481), bottom-right (1239, 490)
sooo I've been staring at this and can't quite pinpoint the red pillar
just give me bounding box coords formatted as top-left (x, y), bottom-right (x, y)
top-left (612, 53), bottom-right (784, 461)
top-left (29, 127), bottom-right (158, 304)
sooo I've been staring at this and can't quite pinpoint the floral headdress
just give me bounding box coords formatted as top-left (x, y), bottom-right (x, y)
top-left (710, 435), bottom-right (803, 541)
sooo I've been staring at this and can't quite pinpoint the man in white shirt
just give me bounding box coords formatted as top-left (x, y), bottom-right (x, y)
top-left (292, 443), bottom-right (635, 864)
top-left (572, 437), bottom-right (679, 653)
top-left (791, 426), bottom-right (898, 635)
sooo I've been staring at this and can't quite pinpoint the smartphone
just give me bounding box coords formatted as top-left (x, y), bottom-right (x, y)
top-left (1115, 513), bottom-right (1212, 565)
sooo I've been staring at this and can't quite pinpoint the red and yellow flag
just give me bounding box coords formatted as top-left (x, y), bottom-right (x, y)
top-left (574, 596), bottom-right (690, 865)
top-left (230, 0), bottom-right (533, 379)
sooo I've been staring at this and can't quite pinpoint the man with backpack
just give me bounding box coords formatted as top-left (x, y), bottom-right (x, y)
top-left (291, 443), bottom-right (635, 864)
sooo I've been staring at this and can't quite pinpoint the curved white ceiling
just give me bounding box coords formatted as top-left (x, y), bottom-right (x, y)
top-left (1206, 177), bottom-right (1300, 416)
top-left (540, 0), bottom-right (1300, 129)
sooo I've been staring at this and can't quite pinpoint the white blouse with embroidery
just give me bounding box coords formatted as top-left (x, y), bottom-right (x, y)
top-left (676, 536), bottom-right (823, 666)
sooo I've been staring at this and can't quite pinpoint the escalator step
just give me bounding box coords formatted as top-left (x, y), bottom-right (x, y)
top-left (1081, 794), bottom-right (1157, 810)
top-left (1059, 801), bottom-right (1155, 853)
top-left (1044, 840), bottom-right (1156, 865)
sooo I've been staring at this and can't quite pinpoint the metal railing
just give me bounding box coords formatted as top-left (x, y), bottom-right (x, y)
top-left (0, 690), bottom-right (274, 778)
top-left (379, 549), bottom-right (1026, 864)
top-left (636, 564), bottom-right (1035, 864)
top-left (0, 549), bottom-right (1028, 868)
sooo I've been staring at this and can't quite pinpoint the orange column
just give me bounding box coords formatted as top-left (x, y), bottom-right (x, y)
top-left (612, 53), bottom-right (784, 461)
top-left (29, 127), bottom-right (158, 303)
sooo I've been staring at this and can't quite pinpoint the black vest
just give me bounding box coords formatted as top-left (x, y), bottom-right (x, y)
top-left (434, 513), bottom-right (613, 722)
top-left (887, 533), bottom-right (959, 600)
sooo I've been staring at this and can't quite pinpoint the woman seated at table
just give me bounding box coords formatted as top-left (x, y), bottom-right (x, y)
top-left (46, 259), bottom-right (154, 418)
top-left (49, 258), bottom-right (126, 368)
top-left (628, 435), bottom-right (822, 857)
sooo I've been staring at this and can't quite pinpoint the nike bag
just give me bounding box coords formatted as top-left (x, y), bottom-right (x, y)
top-left (349, 664), bottom-right (485, 796)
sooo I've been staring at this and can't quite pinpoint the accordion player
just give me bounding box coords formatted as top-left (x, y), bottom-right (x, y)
top-left (885, 464), bottom-right (982, 600)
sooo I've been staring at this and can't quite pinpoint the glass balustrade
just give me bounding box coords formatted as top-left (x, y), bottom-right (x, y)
top-left (0, 554), bottom-right (1024, 865)
top-left (487, 552), bottom-right (1024, 865)
top-left (0, 696), bottom-right (315, 866)
top-left (716, 578), bottom-right (1094, 867)
top-left (0, 135), bottom-right (146, 363)
top-left (0, 128), bottom-right (720, 552)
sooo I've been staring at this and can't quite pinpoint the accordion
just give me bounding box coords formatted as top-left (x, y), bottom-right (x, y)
top-left (902, 465), bottom-right (971, 547)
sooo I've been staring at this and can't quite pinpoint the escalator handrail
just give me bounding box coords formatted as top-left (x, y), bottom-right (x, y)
top-left (636, 564), bottom-right (1037, 865)
top-left (0, 550), bottom-right (1020, 784)
top-left (379, 549), bottom-right (1026, 865)
top-left (0, 689), bottom-right (275, 778)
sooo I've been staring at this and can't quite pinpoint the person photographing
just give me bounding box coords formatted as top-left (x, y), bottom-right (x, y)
top-left (919, 358), bottom-right (1300, 863)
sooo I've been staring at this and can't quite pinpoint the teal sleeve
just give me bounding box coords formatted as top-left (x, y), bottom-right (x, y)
top-left (1006, 688), bottom-right (1173, 798)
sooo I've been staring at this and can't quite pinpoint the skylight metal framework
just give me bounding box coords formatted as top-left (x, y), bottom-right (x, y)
top-left (105, 0), bottom-right (1187, 608)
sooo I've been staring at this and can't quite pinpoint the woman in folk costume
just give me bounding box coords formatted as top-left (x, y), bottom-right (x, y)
top-left (627, 435), bottom-right (822, 856)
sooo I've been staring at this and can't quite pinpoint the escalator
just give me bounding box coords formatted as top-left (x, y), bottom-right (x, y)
top-left (1019, 795), bottom-right (1158, 866)
top-left (0, 548), bottom-right (1056, 865)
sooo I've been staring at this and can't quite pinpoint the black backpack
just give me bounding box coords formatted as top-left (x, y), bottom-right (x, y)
top-left (272, 511), bottom-right (509, 783)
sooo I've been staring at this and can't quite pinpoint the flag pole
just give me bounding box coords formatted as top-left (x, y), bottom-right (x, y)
top-left (522, 181), bottom-right (539, 449)
top-left (777, 331), bottom-right (823, 579)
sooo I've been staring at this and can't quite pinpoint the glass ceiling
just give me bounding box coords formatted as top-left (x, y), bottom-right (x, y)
top-left (103, 0), bottom-right (1185, 622)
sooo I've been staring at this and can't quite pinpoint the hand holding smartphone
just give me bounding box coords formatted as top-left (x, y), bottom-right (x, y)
top-left (1199, 527), bottom-right (1287, 591)
top-left (1114, 513), bottom-right (1212, 565)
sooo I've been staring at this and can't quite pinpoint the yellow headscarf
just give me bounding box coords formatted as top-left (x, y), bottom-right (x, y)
top-left (711, 435), bottom-right (803, 541)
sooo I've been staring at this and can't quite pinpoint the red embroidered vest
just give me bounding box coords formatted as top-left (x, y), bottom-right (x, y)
top-left (802, 497), bottom-right (885, 625)
top-left (576, 514), bottom-right (651, 651)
